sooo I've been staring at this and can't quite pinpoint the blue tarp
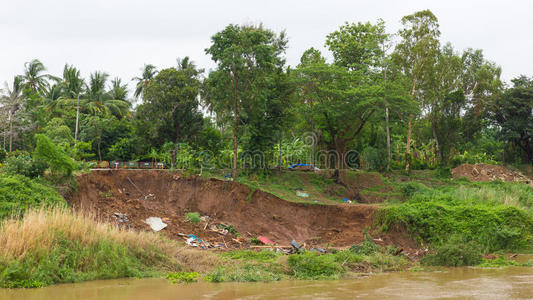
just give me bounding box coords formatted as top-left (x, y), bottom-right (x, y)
top-left (289, 164), bottom-right (313, 169)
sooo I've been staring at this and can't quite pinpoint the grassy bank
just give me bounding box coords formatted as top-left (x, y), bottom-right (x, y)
top-left (0, 208), bottom-right (219, 288)
top-left (376, 179), bottom-right (533, 265)
top-left (204, 239), bottom-right (409, 283)
top-left (0, 207), bottom-right (412, 288)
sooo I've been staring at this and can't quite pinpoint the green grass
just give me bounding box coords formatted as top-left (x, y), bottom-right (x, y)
top-left (209, 239), bottom-right (408, 283)
top-left (237, 171), bottom-right (341, 204)
top-left (222, 250), bottom-right (280, 262)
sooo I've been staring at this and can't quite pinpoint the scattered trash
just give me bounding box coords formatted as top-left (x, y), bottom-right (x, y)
top-left (343, 198), bottom-right (352, 204)
top-left (144, 193), bottom-right (154, 200)
top-left (113, 212), bottom-right (129, 223)
top-left (291, 240), bottom-right (302, 251)
top-left (310, 247), bottom-right (327, 254)
top-left (210, 225), bottom-right (229, 235)
top-left (145, 217), bottom-right (167, 231)
top-left (257, 236), bottom-right (275, 245)
top-left (296, 191), bottom-right (309, 198)
top-left (188, 234), bottom-right (202, 242)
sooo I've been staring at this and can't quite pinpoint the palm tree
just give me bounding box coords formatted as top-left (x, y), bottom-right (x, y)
top-left (108, 77), bottom-right (128, 101)
top-left (0, 76), bottom-right (25, 151)
top-left (61, 64), bottom-right (85, 98)
top-left (132, 64), bottom-right (157, 99)
top-left (83, 72), bottom-right (130, 118)
top-left (83, 72), bottom-right (130, 161)
top-left (22, 59), bottom-right (53, 94)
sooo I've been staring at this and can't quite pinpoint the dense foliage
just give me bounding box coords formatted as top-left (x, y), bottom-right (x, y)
top-left (0, 174), bottom-right (64, 218)
top-left (0, 9), bottom-right (529, 176)
top-left (377, 180), bottom-right (533, 252)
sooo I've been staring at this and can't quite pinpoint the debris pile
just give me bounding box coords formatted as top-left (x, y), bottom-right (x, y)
top-left (113, 212), bottom-right (129, 223)
top-left (451, 163), bottom-right (532, 184)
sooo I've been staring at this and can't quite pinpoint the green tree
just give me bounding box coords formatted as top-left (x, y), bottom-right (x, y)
top-left (22, 59), bottom-right (53, 94)
top-left (136, 63), bottom-right (203, 149)
top-left (60, 64), bottom-right (85, 98)
top-left (60, 71), bottom-right (131, 160)
top-left (132, 64), bottom-right (157, 100)
top-left (392, 9), bottom-right (441, 172)
top-left (489, 76), bottom-right (533, 164)
top-left (33, 134), bottom-right (76, 177)
top-left (1, 76), bottom-right (25, 151)
top-left (204, 24), bottom-right (289, 176)
top-left (108, 77), bottom-right (128, 101)
top-left (326, 19), bottom-right (387, 71)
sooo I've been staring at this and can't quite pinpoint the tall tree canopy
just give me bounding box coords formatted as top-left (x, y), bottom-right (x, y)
top-left (136, 61), bottom-right (203, 149)
top-left (204, 24), bottom-right (290, 176)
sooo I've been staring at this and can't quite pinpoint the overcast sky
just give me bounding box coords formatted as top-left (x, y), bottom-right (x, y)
top-left (1, 0), bottom-right (532, 95)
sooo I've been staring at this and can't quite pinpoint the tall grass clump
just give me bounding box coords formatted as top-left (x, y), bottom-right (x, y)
top-left (0, 208), bottom-right (219, 288)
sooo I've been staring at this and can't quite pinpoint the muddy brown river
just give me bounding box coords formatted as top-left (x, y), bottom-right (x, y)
top-left (1, 267), bottom-right (532, 299)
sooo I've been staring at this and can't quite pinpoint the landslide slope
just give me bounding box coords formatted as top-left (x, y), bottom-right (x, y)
top-left (69, 170), bottom-right (406, 247)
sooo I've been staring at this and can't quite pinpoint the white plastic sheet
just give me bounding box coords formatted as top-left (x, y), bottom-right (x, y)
top-left (145, 217), bottom-right (167, 231)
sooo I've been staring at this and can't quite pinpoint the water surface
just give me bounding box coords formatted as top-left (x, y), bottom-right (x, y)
top-left (1, 267), bottom-right (532, 299)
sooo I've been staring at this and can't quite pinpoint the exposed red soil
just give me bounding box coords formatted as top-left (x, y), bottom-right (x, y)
top-left (451, 163), bottom-right (532, 184)
top-left (68, 170), bottom-right (414, 249)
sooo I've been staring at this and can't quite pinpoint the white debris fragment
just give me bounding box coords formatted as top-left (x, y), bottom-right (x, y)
top-left (145, 217), bottom-right (167, 231)
top-left (296, 191), bottom-right (309, 198)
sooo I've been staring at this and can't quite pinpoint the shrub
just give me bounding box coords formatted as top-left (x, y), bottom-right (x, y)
top-left (166, 272), bottom-right (198, 283)
top-left (377, 201), bottom-right (533, 252)
top-left (350, 237), bottom-right (381, 255)
top-left (288, 252), bottom-right (344, 279)
top-left (185, 212), bottom-right (201, 223)
top-left (250, 237), bottom-right (262, 245)
top-left (422, 239), bottom-right (483, 266)
top-left (399, 182), bottom-right (430, 199)
top-left (0, 148), bottom-right (6, 162)
top-left (33, 134), bottom-right (76, 177)
top-left (2, 155), bottom-right (48, 179)
top-left (0, 174), bottom-right (64, 218)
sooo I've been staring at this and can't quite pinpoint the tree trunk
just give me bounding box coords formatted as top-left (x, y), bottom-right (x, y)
top-left (279, 132), bottom-right (282, 170)
top-left (75, 95), bottom-right (80, 141)
top-left (231, 63), bottom-right (239, 179)
top-left (97, 137), bottom-right (102, 162)
top-left (8, 110), bottom-right (13, 152)
top-left (405, 114), bottom-right (412, 172)
top-left (311, 120), bottom-right (315, 167)
top-left (386, 106), bottom-right (391, 171)
top-left (432, 122), bottom-right (440, 163)
top-left (405, 76), bottom-right (419, 173)
top-left (232, 132), bottom-right (238, 178)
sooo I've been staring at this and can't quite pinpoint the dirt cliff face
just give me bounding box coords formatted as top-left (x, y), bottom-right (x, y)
top-left (68, 170), bottom-right (408, 248)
